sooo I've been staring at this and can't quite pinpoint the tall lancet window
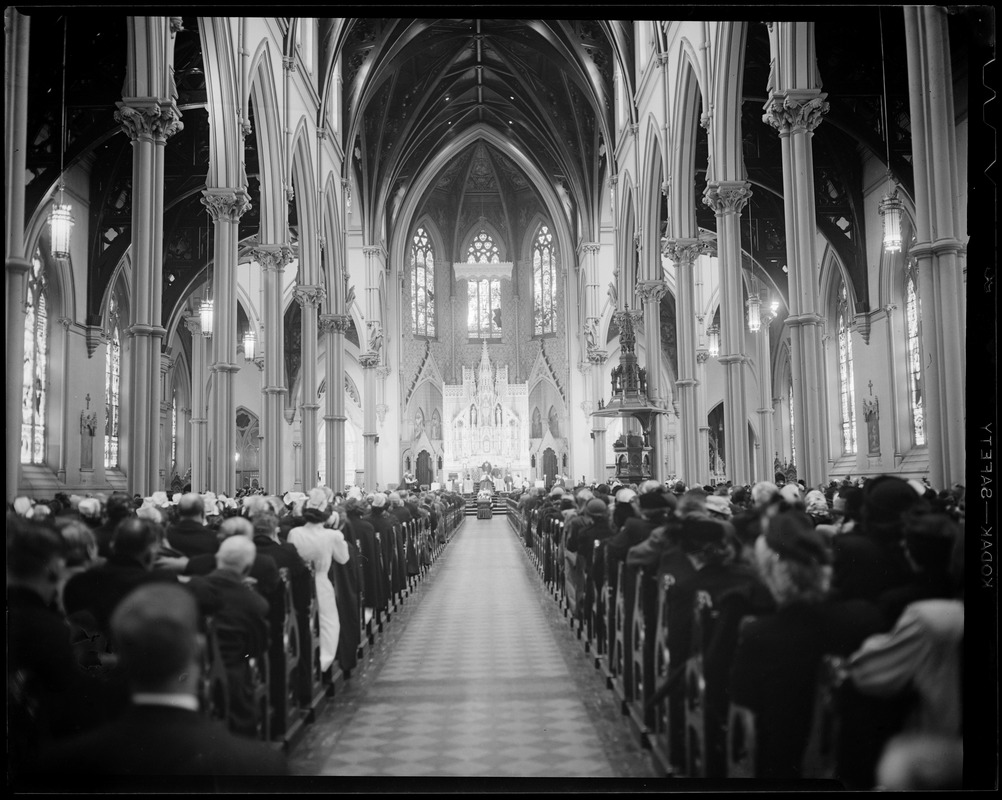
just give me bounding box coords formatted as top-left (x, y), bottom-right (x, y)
top-left (21, 250), bottom-right (49, 464)
top-left (104, 294), bottom-right (122, 469)
top-left (532, 224), bottom-right (556, 335)
top-left (837, 284), bottom-right (857, 454)
top-left (467, 230), bottom-right (502, 338)
top-left (905, 264), bottom-right (925, 447)
top-left (171, 391), bottom-right (178, 472)
top-left (789, 381), bottom-right (796, 468)
top-left (411, 226), bottom-right (436, 337)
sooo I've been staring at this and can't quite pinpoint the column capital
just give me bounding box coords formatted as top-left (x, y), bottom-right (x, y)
top-left (359, 354), bottom-right (380, 369)
top-left (375, 365), bottom-right (391, 381)
top-left (201, 188), bottom-right (251, 222)
top-left (587, 350), bottom-right (609, 365)
top-left (375, 404), bottom-right (389, 425)
top-left (250, 243), bottom-right (295, 271)
top-left (115, 97), bottom-right (184, 142)
top-left (318, 314), bottom-right (339, 336)
top-left (635, 279), bottom-right (669, 304)
top-left (362, 245), bottom-right (387, 259)
top-left (183, 315), bottom-right (202, 336)
top-left (696, 350), bottom-right (710, 364)
top-left (294, 283), bottom-right (326, 309)
top-left (662, 236), bottom-right (711, 265)
top-left (6, 256), bottom-right (32, 276)
top-left (702, 181), bottom-right (753, 215)
top-left (762, 91), bottom-right (829, 135)
top-left (579, 242), bottom-right (602, 256)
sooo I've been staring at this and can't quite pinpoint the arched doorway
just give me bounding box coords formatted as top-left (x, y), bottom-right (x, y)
top-left (542, 447), bottom-right (558, 489)
top-left (416, 450), bottom-right (433, 488)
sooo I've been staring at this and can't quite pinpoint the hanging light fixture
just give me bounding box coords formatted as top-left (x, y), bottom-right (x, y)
top-left (243, 329), bottom-right (257, 361)
top-left (199, 296), bottom-right (214, 336)
top-left (747, 293), bottom-right (761, 333)
top-left (707, 324), bottom-right (720, 358)
top-left (49, 18), bottom-right (74, 259)
top-left (877, 8), bottom-right (903, 253)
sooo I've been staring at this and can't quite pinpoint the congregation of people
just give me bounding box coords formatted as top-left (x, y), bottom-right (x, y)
top-left (510, 472), bottom-right (965, 789)
top-left (7, 482), bottom-right (466, 785)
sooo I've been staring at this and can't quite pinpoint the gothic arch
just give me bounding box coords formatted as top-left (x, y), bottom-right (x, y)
top-left (289, 122), bottom-right (320, 285)
top-left (707, 22), bottom-right (749, 182)
top-left (667, 49), bottom-right (704, 238)
top-left (198, 18), bottom-right (244, 189)
top-left (247, 42), bottom-right (286, 244)
top-left (640, 116), bottom-right (667, 282)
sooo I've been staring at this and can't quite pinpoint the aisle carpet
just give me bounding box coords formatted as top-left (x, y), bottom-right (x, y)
top-left (289, 514), bottom-right (658, 781)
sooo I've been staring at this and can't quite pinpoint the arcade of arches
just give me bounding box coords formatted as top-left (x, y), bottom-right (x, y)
top-left (6, 11), bottom-right (983, 503)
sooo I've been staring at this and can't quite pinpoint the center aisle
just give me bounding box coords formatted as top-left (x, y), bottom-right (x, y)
top-left (290, 513), bottom-right (658, 781)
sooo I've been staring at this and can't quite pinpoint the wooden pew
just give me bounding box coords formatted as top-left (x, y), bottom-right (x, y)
top-left (247, 649), bottom-right (271, 742)
top-left (269, 568), bottom-right (307, 746)
top-left (627, 568), bottom-right (659, 744)
top-left (198, 615), bottom-right (230, 724)
top-left (726, 703), bottom-right (757, 778)
top-left (801, 655), bottom-right (846, 779)
top-left (684, 590), bottom-right (721, 778)
top-left (611, 561), bottom-right (637, 710)
top-left (298, 564), bottom-right (330, 717)
top-left (649, 572), bottom-right (676, 776)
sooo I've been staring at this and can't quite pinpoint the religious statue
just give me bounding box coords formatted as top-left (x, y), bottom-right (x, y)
top-left (80, 394), bottom-right (97, 471)
top-left (583, 317), bottom-right (599, 352)
top-left (863, 396), bottom-right (880, 455)
top-left (638, 367), bottom-right (647, 395)
top-left (366, 319), bottom-right (383, 354)
top-left (611, 365), bottom-right (622, 393)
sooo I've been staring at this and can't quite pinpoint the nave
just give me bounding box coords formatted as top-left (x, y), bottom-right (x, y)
top-left (289, 513), bottom-right (658, 781)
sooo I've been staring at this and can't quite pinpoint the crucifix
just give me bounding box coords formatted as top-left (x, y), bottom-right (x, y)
top-left (868, 380), bottom-right (873, 396)
top-left (80, 393), bottom-right (97, 470)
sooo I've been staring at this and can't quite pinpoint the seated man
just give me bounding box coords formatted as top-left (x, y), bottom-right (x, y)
top-left (165, 494), bottom-right (217, 558)
top-left (187, 537), bottom-right (271, 739)
top-left (34, 582), bottom-right (288, 780)
top-left (62, 518), bottom-right (178, 636)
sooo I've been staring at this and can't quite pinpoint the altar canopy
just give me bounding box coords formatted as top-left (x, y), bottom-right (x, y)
top-left (443, 341), bottom-right (529, 481)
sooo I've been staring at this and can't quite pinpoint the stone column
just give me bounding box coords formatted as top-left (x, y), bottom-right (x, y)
top-left (184, 314), bottom-right (209, 492)
top-left (115, 97), bottom-right (182, 495)
top-left (696, 349), bottom-right (711, 484)
top-left (360, 353), bottom-right (379, 491)
top-left (664, 239), bottom-right (706, 483)
top-left (295, 284), bottom-right (325, 492)
top-left (159, 353), bottom-right (172, 489)
top-left (588, 351), bottom-right (608, 482)
top-left (636, 279), bottom-right (670, 481)
top-left (5, 8), bottom-right (30, 501)
top-left (763, 92), bottom-right (830, 486)
top-left (703, 182), bottom-right (754, 485)
top-left (250, 243), bottom-right (293, 493)
top-left (754, 308), bottom-right (777, 482)
top-left (904, 6), bottom-right (966, 489)
top-left (202, 188), bottom-right (251, 496)
top-left (320, 313), bottom-right (350, 490)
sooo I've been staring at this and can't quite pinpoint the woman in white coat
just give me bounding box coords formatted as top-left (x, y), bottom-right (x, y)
top-left (288, 487), bottom-right (350, 672)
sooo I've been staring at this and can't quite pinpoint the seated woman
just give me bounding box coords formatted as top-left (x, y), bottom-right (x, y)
top-left (728, 511), bottom-right (884, 781)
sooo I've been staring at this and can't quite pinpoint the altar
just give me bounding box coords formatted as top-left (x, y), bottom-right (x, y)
top-left (443, 341), bottom-right (530, 482)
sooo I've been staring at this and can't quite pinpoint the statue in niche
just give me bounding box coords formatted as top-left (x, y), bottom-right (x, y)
top-left (584, 318), bottom-right (599, 352)
top-left (611, 365), bottom-right (622, 393)
top-left (80, 394), bottom-right (97, 470)
top-left (638, 367), bottom-right (647, 395)
top-left (863, 396), bottom-right (880, 455)
top-left (471, 406), bottom-right (477, 427)
top-left (366, 319), bottom-right (383, 354)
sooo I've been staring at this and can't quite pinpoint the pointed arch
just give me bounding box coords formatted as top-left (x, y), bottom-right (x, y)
top-left (247, 41), bottom-right (286, 243)
top-left (668, 48), bottom-right (704, 238)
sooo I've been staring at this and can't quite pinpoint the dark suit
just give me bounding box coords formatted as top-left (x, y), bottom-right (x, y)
top-left (729, 598), bottom-right (886, 781)
top-left (369, 509), bottom-right (403, 596)
top-left (831, 532), bottom-right (912, 602)
top-left (165, 518), bottom-right (218, 558)
top-left (62, 558), bottom-right (178, 635)
top-left (34, 703), bottom-right (288, 777)
top-left (187, 570), bottom-right (270, 737)
top-left (347, 513), bottom-right (386, 613)
top-left (184, 550), bottom-right (280, 599)
top-left (605, 516), bottom-right (656, 564)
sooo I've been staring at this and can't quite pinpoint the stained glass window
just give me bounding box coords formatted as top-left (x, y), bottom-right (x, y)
top-left (837, 285), bottom-right (857, 454)
top-left (466, 230), bottom-right (502, 338)
top-left (104, 294), bottom-right (122, 469)
top-left (171, 391), bottom-right (178, 471)
top-left (21, 251), bottom-right (48, 464)
top-left (905, 266), bottom-right (925, 446)
top-left (411, 227), bottom-right (436, 337)
top-left (532, 225), bottom-right (556, 335)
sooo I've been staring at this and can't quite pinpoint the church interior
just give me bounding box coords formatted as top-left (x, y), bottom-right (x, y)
top-left (5, 7), bottom-right (994, 789)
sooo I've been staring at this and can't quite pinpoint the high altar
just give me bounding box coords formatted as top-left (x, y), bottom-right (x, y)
top-left (443, 341), bottom-right (530, 486)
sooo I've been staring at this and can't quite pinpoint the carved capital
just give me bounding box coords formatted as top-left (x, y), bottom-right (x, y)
top-left (635, 279), bottom-right (669, 304)
top-left (318, 314), bottom-right (338, 336)
top-left (662, 236), bottom-right (709, 265)
top-left (282, 55), bottom-right (297, 72)
top-left (294, 283), bottom-right (326, 309)
top-left (854, 312), bottom-right (872, 345)
top-left (702, 181), bottom-right (753, 216)
top-left (250, 243), bottom-right (295, 271)
top-left (580, 242), bottom-right (601, 257)
top-left (375, 365), bottom-right (391, 381)
top-left (696, 350), bottom-right (710, 364)
top-left (169, 17), bottom-right (184, 35)
top-left (115, 98), bottom-right (184, 142)
top-left (762, 92), bottom-right (830, 135)
top-left (241, 118), bottom-right (253, 139)
top-left (587, 350), bottom-right (609, 366)
top-left (85, 325), bottom-right (106, 357)
top-left (359, 354), bottom-right (380, 369)
top-left (183, 315), bottom-right (202, 337)
top-left (201, 188), bottom-right (251, 222)
top-left (362, 245), bottom-right (386, 260)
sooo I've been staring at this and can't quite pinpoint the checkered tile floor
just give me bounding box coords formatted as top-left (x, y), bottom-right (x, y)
top-left (289, 515), bottom-right (657, 779)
